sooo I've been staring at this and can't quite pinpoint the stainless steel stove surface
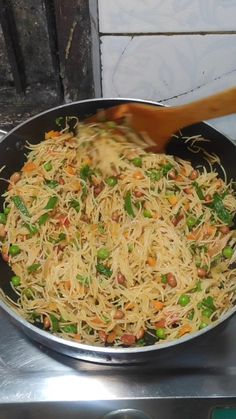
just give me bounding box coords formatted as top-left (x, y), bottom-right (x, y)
top-left (0, 308), bottom-right (236, 419)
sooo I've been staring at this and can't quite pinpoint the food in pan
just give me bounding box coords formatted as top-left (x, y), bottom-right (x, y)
top-left (0, 119), bottom-right (235, 347)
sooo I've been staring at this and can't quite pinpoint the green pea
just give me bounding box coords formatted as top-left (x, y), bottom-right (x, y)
top-left (9, 244), bottom-right (21, 256)
top-left (161, 274), bottom-right (167, 284)
top-left (199, 321), bottom-right (208, 330)
top-left (11, 275), bottom-right (21, 286)
top-left (222, 246), bottom-right (234, 259)
top-left (106, 121), bottom-right (117, 128)
top-left (187, 216), bottom-right (197, 229)
top-left (0, 213), bottom-right (7, 225)
top-left (143, 209), bottom-right (152, 218)
top-left (195, 257), bottom-right (202, 268)
top-left (128, 244), bottom-right (133, 253)
top-left (24, 288), bottom-right (33, 299)
top-left (44, 161), bottom-right (52, 172)
top-left (178, 294), bottom-right (190, 307)
top-left (156, 327), bottom-right (166, 340)
top-left (106, 176), bottom-right (118, 187)
top-left (132, 157), bottom-right (142, 168)
top-left (97, 247), bottom-right (110, 260)
top-left (202, 308), bottom-right (213, 318)
top-left (4, 207), bottom-right (10, 215)
top-left (188, 310), bottom-right (194, 320)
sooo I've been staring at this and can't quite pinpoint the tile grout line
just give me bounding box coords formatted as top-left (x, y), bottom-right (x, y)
top-left (100, 31), bottom-right (236, 36)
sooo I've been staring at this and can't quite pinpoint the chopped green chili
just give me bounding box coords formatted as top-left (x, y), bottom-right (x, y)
top-left (80, 165), bottom-right (93, 181)
top-left (70, 199), bottom-right (80, 212)
top-left (45, 196), bottom-right (58, 210)
top-left (124, 192), bottom-right (135, 218)
top-left (212, 193), bottom-right (233, 224)
top-left (49, 314), bottom-right (59, 332)
top-left (96, 263), bottom-right (113, 278)
top-left (76, 274), bottom-right (90, 286)
top-left (0, 213), bottom-right (7, 224)
top-left (12, 195), bottom-right (30, 218)
top-left (193, 181), bottom-right (204, 200)
top-left (45, 180), bottom-right (59, 189)
top-left (38, 213), bottom-right (49, 226)
top-left (62, 324), bottom-right (77, 334)
top-left (27, 263), bottom-right (41, 273)
top-left (25, 223), bottom-right (39, 236)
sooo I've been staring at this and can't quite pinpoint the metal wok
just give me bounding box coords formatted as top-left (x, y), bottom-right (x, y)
top-left (0, 98), bottom-right (235, 364)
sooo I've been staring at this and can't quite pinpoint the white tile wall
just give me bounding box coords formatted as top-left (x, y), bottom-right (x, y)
top-left (99, 0), bottom-right (236, 33)
top-left (99, 1), bottom-right (236, 139)
top-left (101, 35), bottom-right (236, 139)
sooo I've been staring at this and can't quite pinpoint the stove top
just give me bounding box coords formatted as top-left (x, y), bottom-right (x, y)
top-left (0, 308), bottom-right (236, 418)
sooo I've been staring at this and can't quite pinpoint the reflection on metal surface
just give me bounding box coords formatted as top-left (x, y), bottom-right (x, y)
top-left (102, 409), bottom-right (152, 418)
top-left (1, 307), bottom-right (236, 407)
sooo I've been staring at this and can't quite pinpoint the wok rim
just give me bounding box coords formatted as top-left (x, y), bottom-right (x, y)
top-left (0, 96), bottom-right (235, 359)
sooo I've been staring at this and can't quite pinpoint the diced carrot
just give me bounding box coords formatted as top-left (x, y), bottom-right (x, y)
top-left (121, 334), bottom-right (136, 346)
top-left (168, 195), bottom-right (178, 206)
top-left (147, 256), bottom-right (156, 267)
top-left (176, 175), bottom-right (184, 182)
top-left (187, 228), bottom-right (201, 241)
top-left (65, 280), bottom-right (71, 290)
top-left (152, 301), bottom-right (164, 311)
top-left (178, 324), bottom-right (192, 337)
top-left (184, 201), bottom-right (190, 211)
top-left (125, 302), bottom-right (135, 310)
top-left (133, 171), bottom-right (144, 180)
top-left (123, 231), bottom-right (129, 239)
top-left (83, 157), bottom-right (93, 165)
top-left (107, 330), bottom-right (116, 344)
top-left (91, 316), bottom-right (104, 325)
top-left (74, 334), bottom-right (81, 341)
top-left (45, 130), bottom-right (60, 140)
top-left (65, 165), bottom-right (76, 175)
top-left (22, 161), bottom-right (37, 172)
top-left (71, 180), bottom-right (81, 192)
top-left (204, 224), bottom-right (216, 237)
top-left (180, 167), bottom-right (187, 176)
top-left (51, 131), bottom-right (60, 138)
top-left (154, 318), bottom-right (166, 328)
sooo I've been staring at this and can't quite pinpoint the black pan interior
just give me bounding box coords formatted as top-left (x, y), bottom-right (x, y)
top-left (0, 99), bottom-right (235, 304)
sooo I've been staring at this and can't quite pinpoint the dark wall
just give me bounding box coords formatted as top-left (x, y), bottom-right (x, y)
top-left (0, 0), bottom-right (95, 130)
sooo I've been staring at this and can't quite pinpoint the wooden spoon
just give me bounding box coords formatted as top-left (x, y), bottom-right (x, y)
top-left (87, 87), bottom-right (236, 152)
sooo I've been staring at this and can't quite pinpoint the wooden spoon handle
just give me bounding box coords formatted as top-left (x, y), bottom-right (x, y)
top-left (173, 87), bottom-right (236, 129)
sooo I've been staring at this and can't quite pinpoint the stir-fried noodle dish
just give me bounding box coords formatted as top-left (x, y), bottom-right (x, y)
top-left (0, 119), bottom-right (235, 348)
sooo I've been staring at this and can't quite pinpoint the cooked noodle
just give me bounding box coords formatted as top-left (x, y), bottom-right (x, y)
top-left (0, 120), bottom-right (236, 347)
